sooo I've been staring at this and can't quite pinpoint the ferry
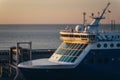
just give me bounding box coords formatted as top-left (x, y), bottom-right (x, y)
top-left (18, 3), bottom-right (120, 80)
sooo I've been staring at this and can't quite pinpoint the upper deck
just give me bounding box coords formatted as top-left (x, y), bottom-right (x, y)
top-left (60, 29), bottom-right (96, 44)
top-left (60, 24), bottom-right (120, 44)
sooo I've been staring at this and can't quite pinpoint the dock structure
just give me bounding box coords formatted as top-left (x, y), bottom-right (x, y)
top-left (9, 41), bottom-right (32, 80)
top-left (0, 41), bottom-right (55, 80)
top-left (10, 41), bottom-right (32, 66)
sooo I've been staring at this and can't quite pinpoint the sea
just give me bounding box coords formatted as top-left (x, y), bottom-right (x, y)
top-left (0, 24), bottom-right (65, 50)
top-left (0, 24), bottom-right (120, 50)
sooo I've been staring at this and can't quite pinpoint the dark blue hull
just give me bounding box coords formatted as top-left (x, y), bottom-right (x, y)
top-left (19, 64), bottom-right (120, 80)
top-left (19, 49), bottom-right (120, 80)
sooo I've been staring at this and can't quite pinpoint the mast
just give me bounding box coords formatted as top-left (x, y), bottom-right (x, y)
top-left (100, 2), bottom-right (111, 18)
top-left (90, 2), bottom-right (111, 26)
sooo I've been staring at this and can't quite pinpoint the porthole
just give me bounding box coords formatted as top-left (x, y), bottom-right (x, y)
top-left (117, 43), bottom-right (120, 47)
top-left (110, 43), bottom-right (114, 47)
top-left (97, 44), bottom-right (101, 48)
top-left (104, 43), bottom-right (107, 48)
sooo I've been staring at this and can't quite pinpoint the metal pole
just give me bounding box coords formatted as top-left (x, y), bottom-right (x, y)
top-left (29, 41), bottom-right (32, 60)
top-left (83, 12), bottom-right (86, 26)
top-left (16, 42), bottom-right (19, 65)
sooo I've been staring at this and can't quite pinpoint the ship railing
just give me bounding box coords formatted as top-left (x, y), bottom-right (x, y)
top-left (99, 31), bottom-right (120, 34)
top-left (0, 41), bottom-right (32, 80)
top-left (60, 29), bottom-right (84, 33)
top-left (60, 29), bottom-right (120, 34)
top-left (98, 24), bottom-right (120, 33)
top-left (0, 41), bottom-right (32, 63)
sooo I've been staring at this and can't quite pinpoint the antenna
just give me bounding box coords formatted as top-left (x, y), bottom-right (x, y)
top-left (90, 2), bottom-right (111, 26)
top-left (83, 12), bottom-right (86, 26)
top-left (100, 2), bottom-right (111, 18)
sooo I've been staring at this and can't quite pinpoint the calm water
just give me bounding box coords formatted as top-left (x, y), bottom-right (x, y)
top-left (0, 24), bottom-right (120, 50)
top-left (0, 24), bottom-right (65, 50)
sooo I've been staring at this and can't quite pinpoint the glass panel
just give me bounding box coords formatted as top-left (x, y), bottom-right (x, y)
top-left (64, 44), bottom-right (80, 62)
top-left (63, 44), bottom-right (79, 62)
top-left (65, 44), bottom-right (76, 55)
top-left (57, 42), bottom-right (88, 63)
top-left (55, 42), bottom-right (66, 54)
top-left (60, 43), bottom-right (76, 62)
top-left (68, 44), bottom-right (88, 62)
top-left (71, 57), bottom-right (77, 62)
top-left (58, 56), bottom-right (64, 61)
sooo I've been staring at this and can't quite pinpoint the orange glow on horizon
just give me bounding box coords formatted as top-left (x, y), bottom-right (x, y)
top-left (0, 0), bottom-right (119, 24)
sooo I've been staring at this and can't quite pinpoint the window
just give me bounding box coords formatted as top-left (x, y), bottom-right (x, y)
top-left (74, 35), bottom-right (80, 38)
top-left (117, 35), bottom-right (119, 39)
top-left (97, 44), bottom-right (101, 48)
top-left (57, 43), bottom-right (88, 63)
top-left (112, 36), bottom-right (114, 39)
top-left (110, 43), bottom-right (114, 47)
top-left (117, 43), bottom-right (120, 47)
top-left (104, 43), bottom-right (107, 48)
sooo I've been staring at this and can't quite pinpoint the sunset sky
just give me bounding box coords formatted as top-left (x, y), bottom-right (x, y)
top-left (0, 0), bottom-right (119, 24)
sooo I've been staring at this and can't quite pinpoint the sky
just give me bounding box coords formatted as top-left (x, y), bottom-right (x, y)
top-left (0, 0), bottom-right (119, 24)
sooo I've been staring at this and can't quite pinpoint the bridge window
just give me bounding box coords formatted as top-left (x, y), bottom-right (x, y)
top-left (74, 35), bottom-right (80, 37)
top-left (57, 42), bottom-right (88, 63)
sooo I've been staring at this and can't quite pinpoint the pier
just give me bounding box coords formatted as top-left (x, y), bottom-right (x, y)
top-left (0, 41), bottom-right (55, 80)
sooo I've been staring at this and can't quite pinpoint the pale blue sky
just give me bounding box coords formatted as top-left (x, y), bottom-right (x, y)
top-left (0, 0), bottom-right (119, 24)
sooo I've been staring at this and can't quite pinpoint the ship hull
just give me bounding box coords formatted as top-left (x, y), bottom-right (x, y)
top-left (19, 49), bottom-right (120, 80)
top-left (19, 63), bottom-right (120, 80)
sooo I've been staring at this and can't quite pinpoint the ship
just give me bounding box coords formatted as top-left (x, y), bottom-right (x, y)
top-left (18, 2), bottom-right (120, 80)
